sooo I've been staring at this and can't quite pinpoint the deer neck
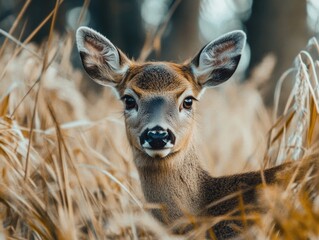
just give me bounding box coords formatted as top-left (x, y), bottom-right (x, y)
top-left (133, 143), bottom-right (210, 223)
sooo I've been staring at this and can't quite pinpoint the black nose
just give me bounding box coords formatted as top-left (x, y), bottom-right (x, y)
top-left (140, 126), bottom-right (176, 150)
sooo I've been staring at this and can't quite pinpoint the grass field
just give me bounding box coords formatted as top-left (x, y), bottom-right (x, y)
top-left (1, 3), bottom-right (319, 239)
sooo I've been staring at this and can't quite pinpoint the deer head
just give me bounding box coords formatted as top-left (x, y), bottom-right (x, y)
top-left (76, 27), bottom-right (246, 167)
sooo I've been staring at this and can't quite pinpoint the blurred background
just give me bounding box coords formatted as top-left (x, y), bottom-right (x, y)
top-left (0, 0), bottom-right (318, 102)
top-left (1, 2), bottom-right (319, 238)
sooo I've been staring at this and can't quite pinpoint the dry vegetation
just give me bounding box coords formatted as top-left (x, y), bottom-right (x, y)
top-left (1, 3), bottom-right (319, 240)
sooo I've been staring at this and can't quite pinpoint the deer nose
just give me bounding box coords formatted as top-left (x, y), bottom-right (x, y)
top-left (140, 126), bottom-right (176, 150)
top-left (147, 128), bottom-right (168, 139)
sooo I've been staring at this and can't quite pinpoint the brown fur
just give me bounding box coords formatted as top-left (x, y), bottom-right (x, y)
top-left (118, 63), bottom-right (201, 95)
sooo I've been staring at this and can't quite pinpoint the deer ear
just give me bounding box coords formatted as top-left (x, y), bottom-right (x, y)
top-left (76, 27), bottom-right (131, 87)
top-left (188, 30), bottom-right (246, 88)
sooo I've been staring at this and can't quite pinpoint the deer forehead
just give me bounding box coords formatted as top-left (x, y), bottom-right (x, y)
top-left (121, 63), bottom-right (200, 97)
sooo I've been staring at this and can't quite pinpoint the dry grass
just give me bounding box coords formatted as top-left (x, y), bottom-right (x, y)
top-left (0, 3), bottom-right (319, 240)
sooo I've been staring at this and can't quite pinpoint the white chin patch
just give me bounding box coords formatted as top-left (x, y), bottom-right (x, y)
top-left (142, 141), bottom-right (174, 149)
top-left (144, 148), bottom-right (172, 158)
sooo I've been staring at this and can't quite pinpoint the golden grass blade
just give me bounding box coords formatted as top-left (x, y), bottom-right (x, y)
top-left (47, 104), bottom-right (74, 225)
top-left (42, 0), bottom-right (60, 71)
top-left (24, 84), bottom-right (41, 181)
top-left (0, 29), bottom-right (42, 59)
top-left (0, 1), bottom-right (64, 82)
top-left (299, 51), bottom-right (319, 112)
top-left (273, 68), bottom-right (296, 121)
top-left (10, 48), bottom-right (59, 118)
top-left (0, 95), bottom-right (10, 117)
top-left (268, 107), bottom-right (295, 146)
top-left (76, 0), bottom-right (91, 26)
top-left (307, 98), bottom-right (318, 146)
top-left (79, 164), bottom-right (143, 209)
top-left (138, 0), bottom-right (182, 62)
top-left (0, 0), bottom-right (31, 58)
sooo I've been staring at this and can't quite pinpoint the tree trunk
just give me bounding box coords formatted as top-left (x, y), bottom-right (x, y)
top-left (245, 0), bottom-right (310, 105)
top-left (160, 0), bottom-right (201, 62)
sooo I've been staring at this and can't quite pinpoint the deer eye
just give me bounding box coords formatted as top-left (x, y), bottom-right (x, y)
top-left (122, 95), bottom-right (137, 110)
top-left (182, 97), bottom-right (194, 110)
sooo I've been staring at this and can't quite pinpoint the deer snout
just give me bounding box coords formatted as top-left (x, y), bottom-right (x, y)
top-left (140, 126), bottom-right (176, 150)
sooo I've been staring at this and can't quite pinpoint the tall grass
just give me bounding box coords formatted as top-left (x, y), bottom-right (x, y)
top-left (0, 3), bottom-right (319, 239)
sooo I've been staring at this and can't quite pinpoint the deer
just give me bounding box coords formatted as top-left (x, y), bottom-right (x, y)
top-left (75, 27), bottom-right (316, 239)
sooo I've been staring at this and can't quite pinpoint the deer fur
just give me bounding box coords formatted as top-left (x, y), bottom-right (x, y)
top-left (75, 27), bottom-right (314, 239)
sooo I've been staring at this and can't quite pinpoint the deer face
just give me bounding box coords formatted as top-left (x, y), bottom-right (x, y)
top-left (76, 27), bottom-right (246, 159)
top-left (117, 63), bottom-right (201, 158)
